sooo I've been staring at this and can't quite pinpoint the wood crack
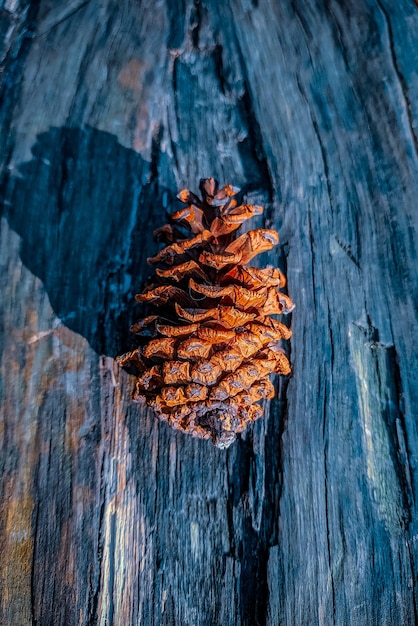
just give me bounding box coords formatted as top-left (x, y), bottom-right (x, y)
top-left (323, 379), bottom-right (336, 624)
top-left (375, 0), bottom-right (418, 157)
top-left (36, 0), bottom-right (91, 37)
top-left (334, 235), bottom-right (361, 269)
top-left (228, 27), bottom-right (275, 208)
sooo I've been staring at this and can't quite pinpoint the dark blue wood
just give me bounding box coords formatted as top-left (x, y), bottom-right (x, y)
top-left (0, 1), bottom-right (417, 624)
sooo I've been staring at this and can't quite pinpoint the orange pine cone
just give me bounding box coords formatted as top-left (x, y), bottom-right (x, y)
top-left (117, 178), bottom-right (294, 448)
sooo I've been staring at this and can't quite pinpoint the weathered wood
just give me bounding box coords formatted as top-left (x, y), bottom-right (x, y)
top-left (0, 1), bottom-right (417, 624)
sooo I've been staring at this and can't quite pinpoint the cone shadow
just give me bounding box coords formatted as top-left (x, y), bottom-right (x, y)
top-left (1, 126), bottom-right (172, 355)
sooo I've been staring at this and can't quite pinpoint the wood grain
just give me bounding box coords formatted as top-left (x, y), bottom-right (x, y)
top-left (0, 1), bottom-right (417, 624)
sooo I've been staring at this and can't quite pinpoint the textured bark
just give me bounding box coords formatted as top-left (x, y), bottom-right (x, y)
top-left (0, 1), bottom-right (417, 625)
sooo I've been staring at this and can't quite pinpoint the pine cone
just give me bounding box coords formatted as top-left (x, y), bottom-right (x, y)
top-left (118, 178), bottom-right (294, 449)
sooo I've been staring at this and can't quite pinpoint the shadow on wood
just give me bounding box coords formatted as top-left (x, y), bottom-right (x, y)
top-left (2, 126), bottom-right (171, 355)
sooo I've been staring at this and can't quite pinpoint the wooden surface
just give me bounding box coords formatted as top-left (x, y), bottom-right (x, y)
top-left (1, 1), bottom-right (417, 624)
